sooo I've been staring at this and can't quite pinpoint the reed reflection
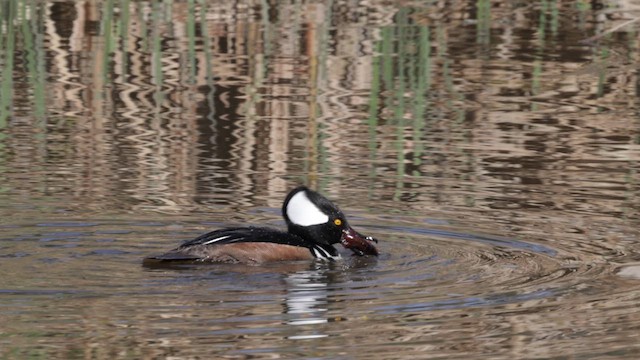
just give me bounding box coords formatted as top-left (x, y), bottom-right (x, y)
top-left (1, 0), bottom-right (638, 220)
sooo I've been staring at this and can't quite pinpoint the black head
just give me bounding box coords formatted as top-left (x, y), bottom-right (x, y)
top-left (282, 186), bottom-right (378, 256)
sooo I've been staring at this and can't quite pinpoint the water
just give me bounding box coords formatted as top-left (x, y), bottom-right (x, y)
top-left (2, 0), bottom-right (640, 358)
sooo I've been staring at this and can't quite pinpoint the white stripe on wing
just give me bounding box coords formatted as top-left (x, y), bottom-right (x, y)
top-left (202, 235), bottom-right (232, 245)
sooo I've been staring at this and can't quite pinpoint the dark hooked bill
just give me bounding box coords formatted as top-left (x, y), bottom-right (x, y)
top-left (340, 227), bottom-right (379, 256)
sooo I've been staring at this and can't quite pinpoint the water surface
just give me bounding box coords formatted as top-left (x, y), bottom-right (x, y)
top-left (2, 1), bottom-right (640, 358)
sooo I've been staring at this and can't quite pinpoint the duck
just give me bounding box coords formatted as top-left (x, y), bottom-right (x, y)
top-left (143, 186), bottom-right (379, 265)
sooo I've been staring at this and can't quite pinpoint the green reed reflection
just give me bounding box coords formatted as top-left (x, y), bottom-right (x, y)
top-left (412, 26), bottom-right (431, 175)
top-left (118, 0), bottom-right (131, 62)
top-left (198, 0), bottom-right (217, 143)
top-left (531, 1), bottom-right (547, 109)
top-left (0, 0), bottom-right (637, 215)
top-left (152, 0), bottom-right (165, 110)
top-left (596, 48), bottom-right (608, 99)
top-left (367, 39), bottom-right (381, 186)
top-left (0, 0), bottom-right (16, 128)
top-left (102, 0), bottom-right (115, 62)
top-left (374, 9), bottom-right (437, 199)
top-left (136, 2), bottom-right (149, 52)
top-left (576, 0), bottom-right (589, 28)
top-left (550, 0), bottom-right (559, 36)
top-left (21, 2), bottom-right (46, 124)
top-left (476, 0), bottom-right (490, 45)
top-left (393, 9), bottom-right (409, 199)
top-left (186, 0), bottom-right (197, 84)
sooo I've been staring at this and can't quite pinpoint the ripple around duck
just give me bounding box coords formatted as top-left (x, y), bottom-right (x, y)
top-left (3, 216), bottom-right (637, 359)
top-left (338, 222), bottom-right (604, 316)
top-left (1, 217), bottom-right (597, 304)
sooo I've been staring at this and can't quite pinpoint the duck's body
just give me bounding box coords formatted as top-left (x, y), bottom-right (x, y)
top-left (147, 226), bottom-right (337, 264)
top-left (144, 186), bottom-right (378, 265)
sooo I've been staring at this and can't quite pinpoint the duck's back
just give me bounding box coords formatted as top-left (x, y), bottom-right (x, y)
top-left (143, 227), bottom-right (314, 264)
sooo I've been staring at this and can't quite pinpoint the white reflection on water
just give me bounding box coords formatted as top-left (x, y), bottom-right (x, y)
top-left (284, 270), bottom-right (330, 337)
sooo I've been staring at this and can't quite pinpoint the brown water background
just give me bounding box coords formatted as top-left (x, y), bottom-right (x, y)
top-left (2, 0), bottom-right (640, 358)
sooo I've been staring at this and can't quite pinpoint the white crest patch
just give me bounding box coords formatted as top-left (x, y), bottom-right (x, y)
top-left (286, 191), bottom-right (329, 226)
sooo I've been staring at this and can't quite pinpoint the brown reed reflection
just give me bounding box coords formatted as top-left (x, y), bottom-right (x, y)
top-left (0, 0), bottom-right (637, 216)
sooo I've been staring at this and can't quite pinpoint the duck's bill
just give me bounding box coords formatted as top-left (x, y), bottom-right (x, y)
top-left (340, 227), bottom-right (379, 256)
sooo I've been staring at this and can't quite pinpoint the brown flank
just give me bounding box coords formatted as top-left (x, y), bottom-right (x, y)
top-left (172, 242), bottom-right (314, 264)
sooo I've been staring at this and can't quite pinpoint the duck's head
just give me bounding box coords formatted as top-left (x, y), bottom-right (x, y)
top-left (282, 186), bottom-right (379, 256)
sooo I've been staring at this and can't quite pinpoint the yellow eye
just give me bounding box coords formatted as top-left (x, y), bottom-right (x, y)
top-left (334, 219), bottom-right (342, 226)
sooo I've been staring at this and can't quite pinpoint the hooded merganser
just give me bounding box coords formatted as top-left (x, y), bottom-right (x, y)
top-left (143, 186), bottom-right (379, 265)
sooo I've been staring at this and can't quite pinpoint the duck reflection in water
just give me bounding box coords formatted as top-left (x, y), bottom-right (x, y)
top-left (282, 258), bottom-right (376, 340)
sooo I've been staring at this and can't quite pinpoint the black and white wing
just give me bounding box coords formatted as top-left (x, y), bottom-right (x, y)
top-left (178, 226), bottom-right (303, 248)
